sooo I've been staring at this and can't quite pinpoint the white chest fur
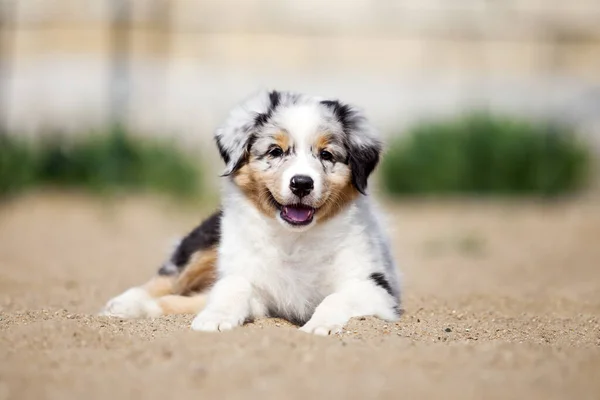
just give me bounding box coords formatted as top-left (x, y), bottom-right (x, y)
top-left (218, 183), bottom-right (385, 323)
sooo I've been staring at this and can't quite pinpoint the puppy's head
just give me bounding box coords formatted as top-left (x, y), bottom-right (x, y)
top-left (216, 90), bottom-right (381, 231)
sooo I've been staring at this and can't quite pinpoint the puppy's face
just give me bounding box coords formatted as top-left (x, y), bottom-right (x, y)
top-left (235, 107), bottom-right (355, 229)
top-left (216, 91), bottom-right (381, 231)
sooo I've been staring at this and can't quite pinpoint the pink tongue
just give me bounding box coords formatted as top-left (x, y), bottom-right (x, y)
top-left (283, 206), bottom-right (313, 222)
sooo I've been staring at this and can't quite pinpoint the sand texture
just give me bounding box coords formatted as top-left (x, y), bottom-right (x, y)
top-left (1, 194), bottom-right (599, 399)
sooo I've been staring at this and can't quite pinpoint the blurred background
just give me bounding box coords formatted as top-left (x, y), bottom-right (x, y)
top-left (0, 0), bottom-right (600, 198)
top-left (0, 0), bottom-right (599, 198)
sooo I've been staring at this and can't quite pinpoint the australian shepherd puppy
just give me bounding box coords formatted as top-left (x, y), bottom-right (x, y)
top-left (101, 90), bottom-right (401, 335)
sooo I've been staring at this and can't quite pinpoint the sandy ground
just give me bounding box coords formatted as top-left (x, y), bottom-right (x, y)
top-left (1, 193), bottom-right (599, 400)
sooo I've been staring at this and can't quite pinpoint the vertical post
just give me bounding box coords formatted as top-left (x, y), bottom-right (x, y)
top-left (109, 0), bottom-right (132, 129)
top-left (153, 0), bottom-right (171, 134)
top-left (0, 0), bottom-right (15, 135)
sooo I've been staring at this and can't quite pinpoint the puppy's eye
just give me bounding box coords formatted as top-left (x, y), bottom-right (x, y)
top-left (268, 147), bottom-right (284, 158)
top-left (320, 150), bottom-right (334, 162)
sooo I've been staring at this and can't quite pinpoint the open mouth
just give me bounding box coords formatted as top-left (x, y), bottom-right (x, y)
top-left (280, 204), bottom-right (316, 226)
top-left (266, 190), bottom-right (317, 226)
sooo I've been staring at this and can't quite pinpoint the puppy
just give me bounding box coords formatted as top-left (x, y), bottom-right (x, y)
top-left (100, 90), bottom-right (401, 335)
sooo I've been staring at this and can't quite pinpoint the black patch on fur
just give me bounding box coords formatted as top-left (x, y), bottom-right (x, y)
top-left (254, 111), bottom-right (270, 127)
top-left (322, 99), bottom-right (380, 195)
top-left (370, 272), bottom-right (394, 297)
top-left (348, 145), bottom-right (380, 195)
top-left (169, 210), bottom-right (222, 270)
top-left (157, 264), bottom-right (176, 276)
top-left (320, 100), bottom-right (355, 132)
top-left (254, 90), bottom-right (281, 127)
top-left (246, 132), bottom-right (259, 152)
top-left (215, 136), bottom-right (230, 164)
top-left (221, 132), bottom-right (258, 177)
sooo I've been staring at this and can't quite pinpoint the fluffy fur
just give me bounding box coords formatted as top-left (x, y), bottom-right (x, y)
top-left (100, 90), bottom-right (401, 335)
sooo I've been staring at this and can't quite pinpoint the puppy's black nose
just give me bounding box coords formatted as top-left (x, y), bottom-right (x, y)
top-left (290, 175), bottom-right (314, 198)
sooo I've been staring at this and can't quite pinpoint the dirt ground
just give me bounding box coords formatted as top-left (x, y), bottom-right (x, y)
top-left (1, 193), bottom-right (599, 400)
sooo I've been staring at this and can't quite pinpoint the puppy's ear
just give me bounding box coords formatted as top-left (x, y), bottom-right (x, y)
top-left (215, 90), bottom-right (281, 176)
top-left (214, 127), bottom-right (253, 177)
top-left (321, 100), bottom-right (382, 195)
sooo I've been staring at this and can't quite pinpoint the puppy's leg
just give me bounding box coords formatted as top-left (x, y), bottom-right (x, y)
top-left (156, 293), bottom-right (208, 314)
top-left (99, 275), bottom-right (174, 318)
top-left (100, 210), bottom-right (222, 318)
top-left (101, 286), bottom-right (209, 318)
top-left (191, 275), bottom-right (254, 332)
top-left (100, 248), bottom-right (218, 319)
top-left (300, 279), bottom-right (400, 336)
top-left (172, 246), bottom-right (217, 296)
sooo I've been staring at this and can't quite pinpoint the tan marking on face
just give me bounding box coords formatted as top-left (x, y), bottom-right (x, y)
top-left (314, 133), bottom-right (331, 152)
top-left (173, 246), bottom-right (218, 295)
top-left (234, 138), bottom-right (358, 225)
top-left (316, 165), bottom-right (360, 224)
top-left (156, 294), bottom-right (208, 315)
top-left (233, 162), bottom-right (281, 218)
top-left (274, 131), bottom-right (290, 151)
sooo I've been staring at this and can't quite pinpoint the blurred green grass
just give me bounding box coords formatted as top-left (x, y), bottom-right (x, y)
top-left (381, 113), bottom-right (591, 197)
top-left (0, 127), bottom-right (202, 198)
top-left (1, 113), bottom-right (593, 200)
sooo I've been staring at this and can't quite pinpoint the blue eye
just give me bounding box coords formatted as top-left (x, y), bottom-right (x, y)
top-left (320, 150), bottom-right (334, 161)
top-left (269, 147), bottom-right (284, 158)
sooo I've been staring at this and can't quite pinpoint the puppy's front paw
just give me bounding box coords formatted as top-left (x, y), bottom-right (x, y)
top-left (300, 303), bottom-right (348, 336)
top-left (299, 320), bottom-right (343, 336)
top-left (99, 288), bottom-right (162, 319)
top-left (191, 311), bottom-right (244, 332)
